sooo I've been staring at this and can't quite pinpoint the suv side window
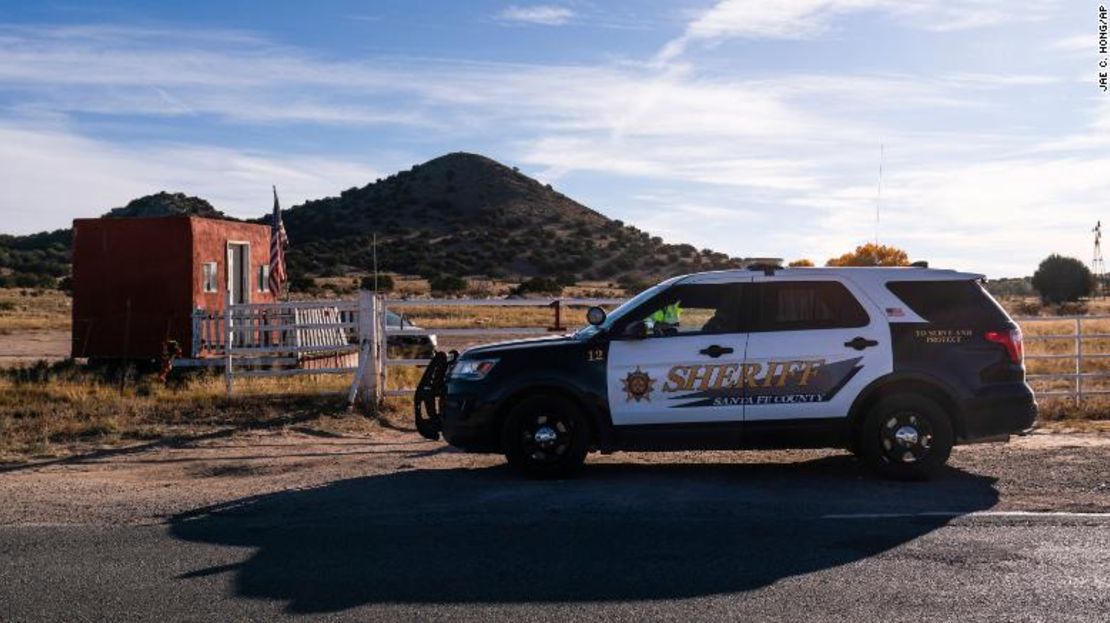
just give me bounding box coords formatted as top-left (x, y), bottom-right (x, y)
top-left (753, 281), bottom-right (869, 331)
top-left (613, 283), bottom-right (748, 337)
top-left (886, 280), bottom-right (1010, 326)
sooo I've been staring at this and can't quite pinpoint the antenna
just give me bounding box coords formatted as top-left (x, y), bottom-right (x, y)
top-left (372, 233), bottom-right (379, 293)
top-left (1094, 221), bottom-right (1104, 297)
top-left (875, 143), bottom-right (884, 245)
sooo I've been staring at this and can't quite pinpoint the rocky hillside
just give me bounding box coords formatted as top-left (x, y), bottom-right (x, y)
top-left (1, 153), bottom-right (744, 289)
top-left (279, 152), bottom-right (741, 284)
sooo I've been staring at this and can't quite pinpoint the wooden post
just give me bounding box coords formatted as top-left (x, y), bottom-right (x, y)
top-left (355, 290), bottom-right (382, 411)
top-left (376, 294), bottom-right (387, 401)
top-left (548, 299), bottom-right (563, 332)
top-left (119, 298), bottom-right (132, 396)
top-left (225, 289), bottom-right (233, 397)
top-left (190, 308), bottom-right (201, 357)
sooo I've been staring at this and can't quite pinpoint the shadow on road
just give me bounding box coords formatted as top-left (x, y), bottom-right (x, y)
top-left (169, 456), bottom-right (998, 613)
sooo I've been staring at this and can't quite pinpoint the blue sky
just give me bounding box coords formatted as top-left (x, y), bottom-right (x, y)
top-left (0, 1), bottom-right (1103, 277)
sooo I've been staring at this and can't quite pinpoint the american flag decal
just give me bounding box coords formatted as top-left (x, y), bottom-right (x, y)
top-left (269, 186), bottom-right (289, 297)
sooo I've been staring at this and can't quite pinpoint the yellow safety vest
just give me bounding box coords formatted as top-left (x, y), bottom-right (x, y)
top-left (650, 302), bottom-right (681, 325)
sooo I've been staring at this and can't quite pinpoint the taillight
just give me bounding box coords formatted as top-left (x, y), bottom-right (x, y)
top-left (985, 327), bottom-right (1023, 364)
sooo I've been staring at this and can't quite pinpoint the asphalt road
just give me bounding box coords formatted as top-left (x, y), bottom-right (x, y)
top-left (2, 457), bottom-right (1109, 622)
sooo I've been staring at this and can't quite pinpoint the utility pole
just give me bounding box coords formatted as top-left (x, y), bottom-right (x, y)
top-left (875, 143), bottom-right (884, 245)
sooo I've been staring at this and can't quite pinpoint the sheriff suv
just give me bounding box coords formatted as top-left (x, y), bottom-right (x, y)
top-left (414, 265), bottom-right (1036, 480)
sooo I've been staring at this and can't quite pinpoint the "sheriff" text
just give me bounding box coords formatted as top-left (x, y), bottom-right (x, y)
top-left (662, 360), bottom-right (826, 392)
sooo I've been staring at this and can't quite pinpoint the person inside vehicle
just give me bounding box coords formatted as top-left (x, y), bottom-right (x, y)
top-left (644, 301), bottom-right (682, 336)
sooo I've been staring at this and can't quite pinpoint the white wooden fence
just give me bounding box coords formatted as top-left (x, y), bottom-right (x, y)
top-left (190, 298), bottom-right (1110, 407)
top-left (190, 292), bottom-right (623, 407)
top-left (1017, 315), bottom-right (1110, 404)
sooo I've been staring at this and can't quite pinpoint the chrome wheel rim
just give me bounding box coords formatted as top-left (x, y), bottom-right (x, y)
top-left (880, 411), bottom-right (933, 464)
top-left (520, 413), bottom-right (573, 463)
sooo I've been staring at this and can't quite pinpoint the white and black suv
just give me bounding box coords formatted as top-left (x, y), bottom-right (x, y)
top-left (415, 265), bottom-right (1036, 480)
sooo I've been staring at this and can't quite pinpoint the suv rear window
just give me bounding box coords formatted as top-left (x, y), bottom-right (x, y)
top-left (753, 281), bottom-right (869, 331)
top-left (886, 280), bottom-right (1010, 326)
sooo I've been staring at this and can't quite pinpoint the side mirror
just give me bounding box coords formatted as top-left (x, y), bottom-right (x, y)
top-left (624, 320), bottom-right (649, 339)
top-left (586, 306), bottom-right (607, 326)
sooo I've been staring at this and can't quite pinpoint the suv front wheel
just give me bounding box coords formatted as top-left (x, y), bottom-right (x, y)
top-left (501, 393), bottom-right (590, 479)
top-left (859, 393), bottom-right (954, 480)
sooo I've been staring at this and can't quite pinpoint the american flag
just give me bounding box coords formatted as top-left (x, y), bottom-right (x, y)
top-left (268, 186), bottom-right (289, 297)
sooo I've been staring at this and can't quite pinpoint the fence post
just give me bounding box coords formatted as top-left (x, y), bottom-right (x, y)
top-left (1075, 317), bottom-right (1083, 406)
top-left (376, 294), bottom-right (387, 401)
top-left (356, 290), bottom-right (382, 410)
top-left (190, 308), bottom-right (201, 357)
top-left (225, 289), bottom-right (233, 397)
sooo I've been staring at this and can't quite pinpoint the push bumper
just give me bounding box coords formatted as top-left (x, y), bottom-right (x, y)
top-left (413, 351), bottom-right (500, 450)
top-left (413, 351), bottom-right (453, 441)
top-left (959, 383), bottom-right (1038, 442)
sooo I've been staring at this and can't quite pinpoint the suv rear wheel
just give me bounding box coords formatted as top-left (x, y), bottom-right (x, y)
top-left (859, 393), bottom-right (954, 480)
top-left (501, 393), bottom-right (590, 479)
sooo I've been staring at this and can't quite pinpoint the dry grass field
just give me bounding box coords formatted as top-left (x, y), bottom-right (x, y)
top-left (0, 288), bottom-right (70, 333)
top-left (2, 287), bottom-right (1110, 463)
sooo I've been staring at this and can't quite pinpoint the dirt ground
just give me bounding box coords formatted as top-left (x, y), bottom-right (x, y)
top-left (0, 427), bottom-right (1106, 527)
top-left (0, 329), bottom-right (69, 367)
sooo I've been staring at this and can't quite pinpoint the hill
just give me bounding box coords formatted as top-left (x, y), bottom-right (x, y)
top-left (102, 192), bottom-right (232, 220)
top-left (1, 152), bottom-right (744, 289)
top-left (277, 152), bottom-right (741, 285)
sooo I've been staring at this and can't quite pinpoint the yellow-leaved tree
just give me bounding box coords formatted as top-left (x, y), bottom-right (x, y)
top-left (788, 259), bottom-right (815, 267)
top-left (825, 243), bottom-right (910, 267)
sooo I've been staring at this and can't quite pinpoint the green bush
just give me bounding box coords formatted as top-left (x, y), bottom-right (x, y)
top-left (360, 274), bottom-right (394, 293)
top-left (514, 277), bottom-right (563, 296)
top-left (288, 273), bottom-right (315, 293)
top-left (1031, 254), bottom-right (1093, 303)
top-left (429, 274), bottom-right (466, 295)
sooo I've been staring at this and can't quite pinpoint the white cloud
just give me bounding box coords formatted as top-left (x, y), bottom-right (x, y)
top-left (1052, 34), bottom-right (1088, 54)
top-left (0, 123), bottom-right (379, 234)
top-left (497, 5), bottom-right (574, 26)
top-left (657, 0), bottom-right (1059, 62)
top-left (0, 19), bottom-right (1094, 278)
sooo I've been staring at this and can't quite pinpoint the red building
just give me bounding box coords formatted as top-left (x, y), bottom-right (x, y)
top-left (71, 216), bottom-right (275, 361)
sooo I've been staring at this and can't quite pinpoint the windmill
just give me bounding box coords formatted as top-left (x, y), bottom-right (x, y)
top-left (1094, 221), bottom-right (1105, 297)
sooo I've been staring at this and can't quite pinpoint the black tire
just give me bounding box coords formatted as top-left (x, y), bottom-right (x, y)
top-left (501, 393), bottom-right (590, 479)
top-left (858, 393), bottom-right (954, 481)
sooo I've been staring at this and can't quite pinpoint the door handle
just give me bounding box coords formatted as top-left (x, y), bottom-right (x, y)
top-left (844, 336), bottom-right (879, 350)
top-left (699, 345), bottom-right (734, 358)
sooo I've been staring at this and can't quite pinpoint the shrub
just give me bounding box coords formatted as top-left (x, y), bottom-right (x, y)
top-left (514, 277), bottom-right (563, 296)
top-left (617, 275), bottom-right (649, 293)
top-left (428, 274), bottom-right (466, 295)
top-left (359, 274), bottom-right (395, 293)
top-left (826, 243), bottom-right (910, 267)
top-left (1055, 301), bottom-right (1089, 316)
top-left (1013, 300), bottom-right (1042, 316)
top-left (554, 273), bottom-right (578, 287)
top-left (288, 273), bottom-right (315, 293)
top-left (788, 259), bottom-right (815, 267)
top-left (1031, 254), bottom-right (1093, 303)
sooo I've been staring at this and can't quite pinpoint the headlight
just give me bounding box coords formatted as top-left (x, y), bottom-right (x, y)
top-left (450, 358), bottom-right (498, 380)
